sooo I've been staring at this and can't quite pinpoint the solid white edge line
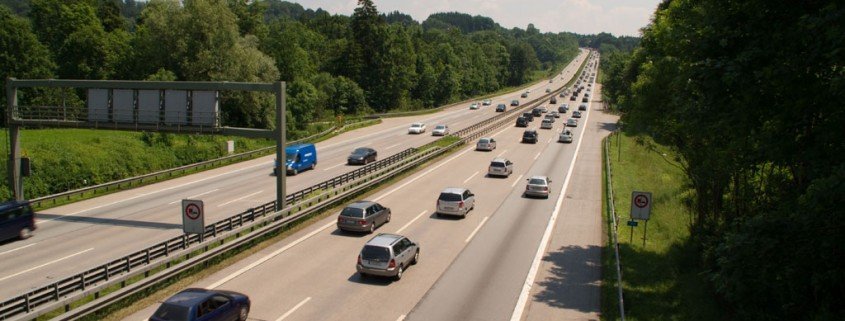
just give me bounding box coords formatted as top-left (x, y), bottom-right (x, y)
top-left (0, 243), bottom-right (37, 256)
top-left (209, 221), bottom-right (336, 289)
top-left (169, 189), bottom-right (220, 205)
top-left (322, 162), bottom-right (346, 171)
top-left (465, 216), bottom-right (490, 243)
top-left (396, 314), bottom-right (406, 321)
top-left (396, 210), bottom-right (428, 234)
top-left (509, 58), bottom-right (597, 321)
top-left (217, 190), bottom-right (263, 208)
top-left (511, 174), bottom-right (524, 188)
top-left (463, 171), bottom-right (480, 184)
top-left (385, 143), bottom-right (402, 150)
top-left (275, 297), bottom-right (312, 321)
top-left (0, 248), bottom-right (94, 282)
top-left (534, 152), bottom-right (541, 160)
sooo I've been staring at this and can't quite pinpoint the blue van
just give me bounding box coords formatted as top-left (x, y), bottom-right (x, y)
top-left (274, 143), bottom-right (317, 176)
top-left (0, 200), bottom-right (36, 242)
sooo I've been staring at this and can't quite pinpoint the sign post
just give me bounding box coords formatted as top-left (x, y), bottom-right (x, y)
top-left (182, 199), bottom-right (205, 237)
top-left (630, 191), bottom-right (652, 246)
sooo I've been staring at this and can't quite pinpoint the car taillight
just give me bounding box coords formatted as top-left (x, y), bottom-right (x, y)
top-left (437, 200), bottom-right (440, 207)
top-left (526, 185), bottom-right (530, 191)
top-left (543, 187), bottom-right (549, 191)
top-left (358, 254), bottom-right (362, 265)
top-left (388, 259), bottom-right (396, 269)
top-left (459, 201), bottom-right (464, 208)
top-left (358, 219), bottom-right (367, 225)
top-left (338, 217), bottom-right (343, 222)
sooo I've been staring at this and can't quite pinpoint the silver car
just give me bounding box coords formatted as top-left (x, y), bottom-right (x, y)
top-left (558, 129), bottom-right (573, 143)
top-left (469, 102), bottom-right (479, 110)
top-left (567, 118), bottom-right (578, 127)
top-left (357, 233), bottom-right (419, 280)
top-left (432, 124), bottom-right (450, 136)
top-left (488, 158), bottom-right (513, 177)
top-left (408, 122), bottom-right (426, 134)
top-left (436, 187), bottom-right (475, 218)
top-left (540, 119), bottom-right (554, 129)
top-left (337, 201), bottom-right (391, 233)
top-left (476, 137), bottom-right (497, 151)
top-left (525, 176), bottom-right (552, 198)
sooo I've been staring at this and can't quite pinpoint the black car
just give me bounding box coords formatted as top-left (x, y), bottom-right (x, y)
top-left (522, 129), bottom-right (538, 144)
top-left (510, 99), bottom-right (520, 106)
top-left (150, 288), bottom-right (250, 321)
top-left (570, 96), bottom-right (577, 101)
top-left (558, 105), bottom-right (569, 113)
top-left (550, 96), bottom-right (557, 104)
top-left (521, 92), bottom-right (529, 98)
top-left (531, 108), bottom-right (543, 117)
top-left (515, 116), bottom-right (529, 127)
top-left (495, 104), bottom-right (506, 112)
top-left (348, 147), bottom-right (377, 165)
top-left (521, 112), bottom-right (534, 122)
top-left (582, 97), bottom-right (589, 103)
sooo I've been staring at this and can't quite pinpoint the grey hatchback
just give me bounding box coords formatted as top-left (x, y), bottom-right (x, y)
top-left (337, 201), bottom-right (391, 233)
top-left (357, 233), bottom-right (420, 280)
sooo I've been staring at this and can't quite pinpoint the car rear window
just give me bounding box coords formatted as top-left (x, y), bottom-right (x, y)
top-left (340, 207), bottom-right (364, 218)
top-left (479, 138), bottom-right (490, 143)
top-left (438, 193), bottom-right (462, 202)
top-left (490, 162), bottom-right (505, 168)
top-left (362, 245), bottom-right (391, 261)
top-left (152, 303), bottom-right (189, 321)
top-left (529, 178), bottom-right (547, 185)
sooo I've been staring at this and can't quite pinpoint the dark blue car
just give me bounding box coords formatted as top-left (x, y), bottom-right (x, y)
top-left (150, 288), bottom-right (250, 321)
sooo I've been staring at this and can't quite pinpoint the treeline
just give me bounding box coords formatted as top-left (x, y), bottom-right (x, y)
top-left (602, 0), bottom-right (844, 320)
top-left (0, 0), bottom-right (581, 135)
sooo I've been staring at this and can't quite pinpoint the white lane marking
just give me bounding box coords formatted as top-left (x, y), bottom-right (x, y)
top-left (275, 297), bottom-right (312, 321)
top-left (217, 191), bottom-right (263, 208)
top-left (0, 243), bottom-right (37, 256)
top-left (209, 220), bottom-right (336, 289)
top-left (396, 315), bottom-right (406, 321)
top-left (396, 210), bottom-right (428, 234)
top-left (322, 162), bottom-right (346, 171)
top-left (547, 137), bottom-right (553, 144)
top-left (510, 64), bottom-right (596, 321)
top-left (463, 171), bottom-right (480, 184)
top-left (385, 143), bottom-right (402, 150)
top-left (0, 248), bottom-right (94, 282)
top-left (40, 160), bottom-right (272, 223)
top-left (511, 174), bottom-right (524, 188)
top-left (168, 189), bottom-right (220, 205)
top-left (465, 216), bottom-right (489, 243)
top-left (496, 149), bottom-right (508, 158)
top-left (373, 147), bottom-right (474, 202)
top-left (534, 152), bottom-right (541, 160)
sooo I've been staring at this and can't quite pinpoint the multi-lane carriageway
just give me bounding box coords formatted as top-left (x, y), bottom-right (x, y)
top-left (1, 50), bottom-right (618, 320)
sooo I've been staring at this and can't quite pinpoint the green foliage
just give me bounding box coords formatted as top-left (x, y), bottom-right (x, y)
top-left (0, 5), bottom-right (55, 122)
top-left (602, 0), bottom-right (845, 319)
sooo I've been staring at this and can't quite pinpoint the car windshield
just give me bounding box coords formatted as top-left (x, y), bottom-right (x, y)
top-left (529, 178), bottom-right (547, 185)
top-left (340, 207), bottom-right (364, 218)
top-left (411, 123), bottom-right (422, 128)
top-left (352, 148), bottom-right (369, 155)
top-left (362, 245), bottom-right (391, 261)
top-left (152, 303), bottom-right (189, 321)
top-left (285, 153), bottom-right (296, 161)
top-left (438, 193), bottom-right (462, 202)
top-left (435, 125), bottom-right (446, 130)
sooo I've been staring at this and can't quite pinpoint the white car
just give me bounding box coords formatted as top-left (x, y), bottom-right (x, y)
top-left (488, 158), bottom-right (513, 177)
top-left (566, 118), bottom-right (578, 127)
top-left (540, 119), bottom-right (554, 129)
top-left (432, 124), bottom-right (450, 136)
top-left (524, 176), bottom-right (552, 199)
top-left (408, 122), bottom-right (426, 134)
top-left (470, 103), bottom-right (480, 110)
top-left (559, 129), bottom-right (573, 143)
top-left (476, 137), bottom-right (497, 151)
top-left (482, 99), bottom-right (492, 106)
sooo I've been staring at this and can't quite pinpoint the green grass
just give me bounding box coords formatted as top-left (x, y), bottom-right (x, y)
top-left (602, 132), bottom-right (722, 321)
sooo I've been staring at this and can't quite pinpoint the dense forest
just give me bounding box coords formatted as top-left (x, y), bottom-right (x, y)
top-left (0, 0), bottom-right (597, 136)
top-left (601, 0), bottom-right (844, 320)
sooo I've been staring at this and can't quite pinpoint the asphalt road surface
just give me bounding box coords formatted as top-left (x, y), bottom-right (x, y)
top-left (123, 52), bottom-right (614, 321)
top-left (0, 52), bottom-right (590, 298)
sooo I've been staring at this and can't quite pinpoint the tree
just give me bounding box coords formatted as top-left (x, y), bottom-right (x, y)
top-left (0, 5), bottom-right (55, 123)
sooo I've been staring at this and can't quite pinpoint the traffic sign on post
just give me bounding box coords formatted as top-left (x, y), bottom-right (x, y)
top-left (182, 199), bottom-right (205, 234)
top-left (630, 191), bottom-right (652, 220)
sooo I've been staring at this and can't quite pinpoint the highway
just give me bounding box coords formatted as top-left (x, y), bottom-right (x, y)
top-left (0, 52), bottom-right (591, 298)
top-left (121, 52), bottom-right (614, 320)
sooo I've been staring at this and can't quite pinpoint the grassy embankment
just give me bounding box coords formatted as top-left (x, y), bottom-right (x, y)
top-left (602, 132), bottom-right (722, 320)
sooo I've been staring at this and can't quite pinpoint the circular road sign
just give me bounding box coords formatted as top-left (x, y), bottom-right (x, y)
top-left (185, 203), bottom-right (201, 220)
top-left (634, 194), bottom-right (649, 209)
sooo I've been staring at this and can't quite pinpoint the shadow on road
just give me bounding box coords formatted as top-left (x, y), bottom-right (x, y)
top-left (533, 245), bottom-right (602, 314)
top-left (36, 213), bottom-right (182, 230)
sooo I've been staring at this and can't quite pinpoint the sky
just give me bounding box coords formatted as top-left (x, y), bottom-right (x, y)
top-left (287, 0), bottom-right (662, 37)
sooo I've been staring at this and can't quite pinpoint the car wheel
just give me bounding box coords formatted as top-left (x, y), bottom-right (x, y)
top-left (311, 163), bottom-right (316, 170)
top-left (291, 168), bottom-right (298, 175)
top-left (238, 306), bottom-right (249, 321)
top-left (436, 212), bottom-right (442, 218)
top-left (368, 224), bottom-right (375, 234)
top-left (395, 265), bottom-right (404, 280)
top-left (386, 212), bottom-right (391, 223)
top-left (412, 250), bottom-right (420, 265)
top-left (19, 227), bottom-right (32, 240)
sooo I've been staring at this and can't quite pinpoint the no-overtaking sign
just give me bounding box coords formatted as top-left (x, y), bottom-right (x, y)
top-left (630, 191), bottom-right (652, 220)
top-left (182, 199), bottom-right (205, 234)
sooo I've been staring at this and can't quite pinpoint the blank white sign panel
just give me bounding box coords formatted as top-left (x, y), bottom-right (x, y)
top-left (191, 91), bottom-right (218, 126)
top-left (137, 90), bottom-right (160, 124)
top-left (112, 89), bottom-right (134, 123)
top-left (87, 89), bottom-right (109, 122)
top-left (164, 90), bottom-right (188, 125)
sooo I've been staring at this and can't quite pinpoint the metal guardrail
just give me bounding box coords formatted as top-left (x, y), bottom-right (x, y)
top-left (605, 126), bottom-right (626, 320)
top-left (1, 55), bottom-right (590, 321)
top-left (27, 119), bottom-right (375, 209)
